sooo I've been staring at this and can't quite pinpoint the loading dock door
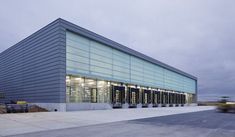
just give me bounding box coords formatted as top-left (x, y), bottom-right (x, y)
top-left (161, 92), bottom-right (168, 107)
top-left (182, 94), bottom-right (186, 104)
top-left (157, 91), bottom-right (161, 104)
top-left (112, 86), bottom-right (125, 108)
top-left (142, 90), bottom-right (151, 107)
top-left (169, 93), bottom-right (173, 106)
top-left (172, 93), bottom-right (176, 104)
top-left (166, 92), bottom-right (169, 104)
top-left (128, 88), bottom-right (139, 108)
top-left (180, 94), bottom-right (185, 106)
top-left (175, 93), bottom-right (179, 106)
top-left (179, 94), bottom-right (182, 105)
top-left (152, 91), bottom-right (158, 107)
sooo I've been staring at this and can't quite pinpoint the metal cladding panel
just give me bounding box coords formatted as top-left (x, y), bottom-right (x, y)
top-left (0, 19), bottom-right (66, 103)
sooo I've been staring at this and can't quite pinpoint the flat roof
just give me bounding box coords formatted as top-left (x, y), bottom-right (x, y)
top-left (58, 18), bottom-right (197, 80)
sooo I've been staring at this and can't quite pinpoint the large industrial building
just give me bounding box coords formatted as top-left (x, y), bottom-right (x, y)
top-left (0, 18), bottom-right (197, 111)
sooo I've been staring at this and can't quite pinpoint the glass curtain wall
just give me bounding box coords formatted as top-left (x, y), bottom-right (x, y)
top-left (66, 31), bottom-right (197, 94)
top-left (66, 75), bottom-right (195, 104)
top-left (97, 80), bottom-right (110, 103)
top-left (66, 75), bottom-right (110, 103)
top-left (66, 76), bottom-right (84, 102)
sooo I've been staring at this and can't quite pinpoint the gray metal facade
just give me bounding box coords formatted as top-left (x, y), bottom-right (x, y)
top-left (0, 18), bottom-right (197, 103)
top-left (0, 19), bottom-right (66, 103)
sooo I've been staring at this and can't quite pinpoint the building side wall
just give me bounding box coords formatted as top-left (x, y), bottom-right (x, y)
top-left (66, 31), bottom-right (196, 94)
top-left (0, 20), bottom-right (66, 103)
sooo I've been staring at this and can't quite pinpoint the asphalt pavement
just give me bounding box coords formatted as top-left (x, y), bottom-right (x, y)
top-left (7, 110), bottom-right (235, 137)
top-left (0, 106), bottom-right (213, 136)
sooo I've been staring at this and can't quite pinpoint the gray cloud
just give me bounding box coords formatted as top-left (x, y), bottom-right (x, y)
top-left (0, 0), bottom-right (235, 101)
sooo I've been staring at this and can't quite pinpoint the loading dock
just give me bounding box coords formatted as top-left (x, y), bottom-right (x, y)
top-left (142, 90), bottom-right (151, 107)
top-left (179, 94), bottom-right (182, 106)
top-left (128, 88), bottom-right (139, 108)
top-left (175, 93), bottom-right (179, 107)
top-left (152, 91), bottom-right (159, 107)
top-left (161, 92), bottom-right (168, 107)
top-left (181, 94), bottom-right (186, 106)
top-left (169, 93), bottom-right (173, 107)
top-left (112, 86), bottom-right (125, 108)
top-left (172, 93), bottom-right (176, 105)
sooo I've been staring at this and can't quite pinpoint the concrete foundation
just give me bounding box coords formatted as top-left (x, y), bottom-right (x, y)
top-left (122, 103), bottom-right (129, 108)
top-left (189, 103), bottom-right (198, 106)
top-left (148, 104), bottom-right (153, 108)
top-left (66, 103), bottom-right (112, 111)
top-left (33, 103), bottom-right (66, 112)
top-left (137, 104), bottom-right (142, 108)
top-left (33, 103), bottom-right (197, 111)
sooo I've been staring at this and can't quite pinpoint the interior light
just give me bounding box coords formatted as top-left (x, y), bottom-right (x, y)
top-left (75, 77), bottom-right (81, 81)
top-left (88, 82), bottom-right (95, 85)
top-left (86, 79), bottom-right (94, 82)
top-left (98, 81), bottom-right (105, 85)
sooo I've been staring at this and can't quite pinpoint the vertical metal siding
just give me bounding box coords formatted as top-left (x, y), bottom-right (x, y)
top-left (0, 19), bottom-right (66, 103)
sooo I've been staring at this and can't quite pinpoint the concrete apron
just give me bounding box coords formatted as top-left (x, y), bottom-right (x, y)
top-left (0, 106), bottom-right (215, 137)
top-left (33, 103), bottom-right (198, 112)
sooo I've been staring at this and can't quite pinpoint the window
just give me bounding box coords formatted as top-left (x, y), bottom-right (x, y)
top-left (66, 76), bottom-right (110, 103)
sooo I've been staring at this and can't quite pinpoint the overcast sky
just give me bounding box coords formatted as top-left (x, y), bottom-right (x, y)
top-left (0, 0), bottom-right (234, 101)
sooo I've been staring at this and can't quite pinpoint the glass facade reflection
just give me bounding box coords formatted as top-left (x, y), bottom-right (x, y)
top-left (66, 76), bottom-right (84, 103)
top-left (66, 75), bottom-right (195, 105)
top-left (66, 31), bottom-right (197, 94)
top-left (65, 30), bottom-right (197, 107)
top-left (66, 76), bottom-right (110, 103)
